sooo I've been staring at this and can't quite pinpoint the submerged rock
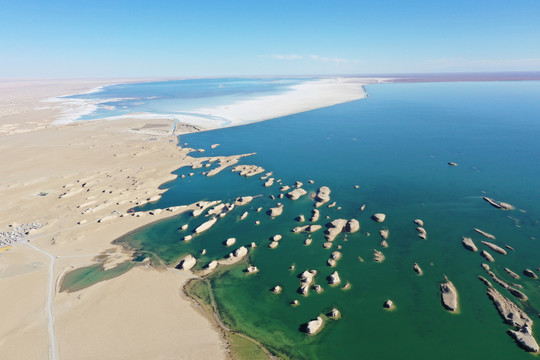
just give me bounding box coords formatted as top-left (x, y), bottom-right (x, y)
top-left (440, 276), bottom-right (458, 312)
top-left (462, 237), bottom-right (478, 252)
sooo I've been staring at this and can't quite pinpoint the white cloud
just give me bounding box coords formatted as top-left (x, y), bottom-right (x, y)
top-left (270, 54), bottom-right (304, 60)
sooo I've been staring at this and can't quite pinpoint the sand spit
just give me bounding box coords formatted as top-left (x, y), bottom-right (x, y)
top-left (187, 78), bottom-right (370, 129)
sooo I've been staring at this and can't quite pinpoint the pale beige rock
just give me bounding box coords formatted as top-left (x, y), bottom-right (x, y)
top-left (414, 219), bottom-right (424, 226)
top-left (310, 209), bottom-right (320, 222)
top-left (379, 229), bottom-right (389, 240)
top-left (413, 263), bottom-right (423, 275)
top-left (315, 186), bottom-right (331, 207)
top-left (345, 219), bottom-right (360, 233)
top-left (474, 228), bottom-right (496, 240)
top-left (373, 249), bottom-right (385, 262)
top-left (194, 217), bottom-right (217, 234)
top-left (462, 237), bottom-right (478, 252)
top-left (224, 238), bottom-right (236, 247)
top-left (440, 276), bottom-right (458, 312)
top-left (481, 240), bottom-right (507, 255)
top-left (264, 177), bottom-right (275, 187)
top-left (178, 254), bottom-right (196, 271)
top-left (481, 250), bottom-right (495, 262)
top-left (325, 219), bottom-right (348, 241)
top-left (303, 317), bottom-right (324, 335)
top-left (328, 271), bottom-right (341, 285)
top-left (287, 188), bottom-right (307, 200)
top-left (267, 204), bottom-right (284, 217)
top-left (371, 213), bottom-right (386, 222)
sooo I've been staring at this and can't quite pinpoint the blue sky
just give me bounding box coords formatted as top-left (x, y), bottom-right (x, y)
top-left (1, 0), bottom-right (539, 77)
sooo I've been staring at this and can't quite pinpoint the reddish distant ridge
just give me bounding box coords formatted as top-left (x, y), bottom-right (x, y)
top-left (364, 72), bottom-right (540, 83)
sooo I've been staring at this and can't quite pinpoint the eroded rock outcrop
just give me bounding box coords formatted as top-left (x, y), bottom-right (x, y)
top-left (315, 186), bottom-right (331, 207)
top-left (310, 209), bottom-right (320, 222)
top-left (474, 228), bottom-right (496, 240)
top-left (481, 250), bottom-right (495, 262)
top-left (486, 286), bottom-right (539, 352)
top-left (373, 249), bottom-right (385, 263)
top-left (483, 196), bottom-right (515, 210)
top-left (462, 237), bottom-right (478, 252)
top-left (177, 254), bottom-right (196, 271)
top-left (481, 241), bottom-right (507, 255)
top-left (267, 204), bottom-right (284, 217)
top-left (440, 276), bottom-right (458, 312)
top-left (292, 224), bottom-right (322, 233)
top-left (303, 317), bottom-right (324, 335)
top-left (328, 271), bottom-right (341, 285)
top-left (371, 213), bottom-right (386, 223)
top-left (287, 188), bottom-right (307, 200)
top-left (194, 217), bottom-right (218, 234)
top-left (325, 219), bottom-right (348, 241)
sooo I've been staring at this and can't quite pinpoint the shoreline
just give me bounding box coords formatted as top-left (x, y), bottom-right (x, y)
top-left (47, 77), bottom-right (376, 129)
top-left (0, 79), bottom-right (231, 359)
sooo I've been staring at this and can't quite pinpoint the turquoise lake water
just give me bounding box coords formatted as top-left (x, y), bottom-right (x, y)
top-left (113, 80), bottom-right (540, 359)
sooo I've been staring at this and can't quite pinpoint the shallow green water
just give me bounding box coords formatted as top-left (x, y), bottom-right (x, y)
top-left (118, 81), bottom-right (540, 359)
top-left (60, 261), bottom-right (134, 292)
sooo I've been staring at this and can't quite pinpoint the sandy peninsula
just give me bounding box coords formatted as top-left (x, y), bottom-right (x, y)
top-left (0, 77), bottom-right (373, 360)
